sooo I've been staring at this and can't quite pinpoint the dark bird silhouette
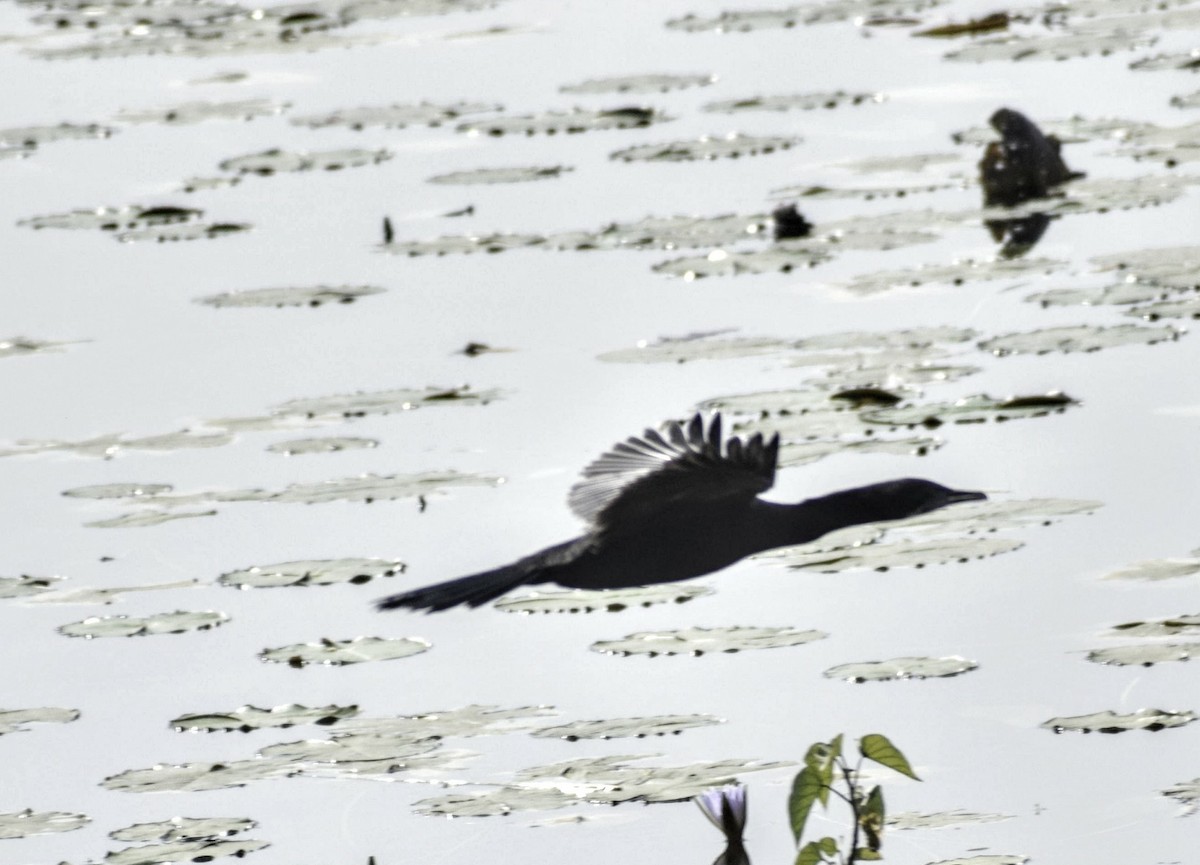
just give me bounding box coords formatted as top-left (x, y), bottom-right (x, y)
top-left (376, 414), bottom-right (985, 613)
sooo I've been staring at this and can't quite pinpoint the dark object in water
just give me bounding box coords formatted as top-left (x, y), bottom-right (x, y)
top-left (376, 414), bottom-right (985, 612)
top-left (772, 204), bottom-right (812, 240)
top-left (382, 216), bottom-right (393, 244)
top-left (980, 108), bottom-right (1083, 258)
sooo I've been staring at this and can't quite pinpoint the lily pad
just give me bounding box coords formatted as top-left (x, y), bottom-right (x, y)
top-left (110, 816), bottom-right (256, 842)
top-left (196, 285), bottom-right (385, 308)
top-left (116, 221), bottom-right (251, 243)
top-left (1091, 244), bottom-right (1200, 288)
top-left (105, 837), bottom-right (270, 865)
top-left (1086, 643), bottom-right (1200, 666)
top-left (666, 0), bottom-right (943, 32)
top-left (0, 809), bottom-right (90, 839)
top-left (888, 810), bottom-right (1012, 828)
top-left (273, 385), bottom-right (499, 417)
top-left (85, 509), bottom-right (218, 528)
top-left (0, 122), bottom-right (114, 150)
top-left (495, 584), bottom-right (713, 613)
top-left (256, 734), bottom-right (447, 775)
top-left (927, 858), bottom-right (1027, 865)
top-left (979, 323), bottom-right (1181, 355)
top-left (458, 107), bottom-right (668, 136)
top-left (652, 244), bottom-right (831, 280)
top-left (0, 336), bottom-right (78, 359)
top-left (611, 133), bottom-right (798, 162)
top-left (265, 470), bottom-right (501, 504)
top-left (841, 256), bottom-right (1062, 295)
top-left (0, 707), bottom-right (80, 735)
top-left (64, 482), bottom-right (173, 499)
top-left (598, 333), bottom-right (795, 364)
top-left (291, 101), bottom-right (500, 130)
top-left (861, 393), bottom-right (1077, 427)
top-left (945, 28), bottom-right (1157, 63)
top-left (219, 147), bottom-right (391, 175)
top-left (26, 579), bottom-right (201, 605)
top-left (0, 574), bottom-right (62, 599)
top-left (823, 656), bottom-right (978, 682)
top-left (1027, 283), bottom-right (1170, 308)
top-left (1102, 557), bottom-right (1200, 581)
top-left (591, 625), bottom-right (828, 657)
top-left (1108, 614), bottom-right (1200, 638)
top-left (702, 91), bottom-right (882, 113)
top-left (59, 610), bottom-right (229, 638)
top-left (531, 714), bottom-right (722, 740)
top-left (333, 704), bottom-right (556, 740)
top-left (381, 232), bottom-right (546, 256)
top-left (1041, 708), bottom-right (1197, 733)
top-left (551, 212), bottom-right (771, 252)
top-left (172, 704), bottom-right (360, 732)
top-left (115, 99), bottom-right (287, 125)
top-left (259, 636), bottom-right (430, 666)
top-left (20, 204), bottom-right (202, 231)
top-left (266, 436), bottom-right (379, 455)
top-left (219, 558), bottom-right (405, 589)
top-left (102, 759), bottom-right (290, 793)
top-left (428, 165), bottom-right (573, 184)
top-left (560, 73), bottom-right (716, 94)
top-left (766, 535), bottom-right (1023, 572)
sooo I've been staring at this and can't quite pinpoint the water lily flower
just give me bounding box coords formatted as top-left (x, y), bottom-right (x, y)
top-left (695, 783), bottom-right (747, 842)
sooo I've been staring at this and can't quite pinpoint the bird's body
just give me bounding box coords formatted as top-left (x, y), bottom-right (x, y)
top-left (376, 414), bottom-right (985, 612)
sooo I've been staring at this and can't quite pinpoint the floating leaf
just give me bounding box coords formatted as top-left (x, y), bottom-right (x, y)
top-left (259, 636), bottom-right (430, 666)
top-left (20, 204), bottom-right (202, 231)
top-left (25, 579), bottom-right (200, 606)
top-left (115, 99), bottom-right (287, 125)
top-left (265, 436), bottom-right (379, 455)
top-left (1041, 708), bottom-right (1197, 733)
top-left (334, 704), bottom-right (555, 740)
top-left (265, 470), bottom-right (501, 504)
top-left (171, 703), bottom-right (360, 732)
top-left (591, 625), bottom-right (827, 657)
top-left (1027, 283), bottom-right (1169, 308)
top-left (889, 810), bottom-right (1011, 829)
top-left (667, 0), bottom-right (944, 32)
top-left (1102, 557), bottom-right (1200, 581)
top-left (1161, 778), bottom-right (1200, 815)
top-left (598, 333), bottom-right (794, 364)
top-left (59, 610), bottom-right (228, 638)
top-left (765, 535), bottom-right (1023, 572)
top-left (0, 122), bottom-right (114, 149)
top-left (652, 244), bottom-right (831, 279)
top-left (560, 73), bottom-right (715, 94)
top-left (0, 707), bottom-right (80, 735)
top-left (0, 809), bottom-right (90, 839)
top-left (860, 734), bottom-right (919, 780)
top-left (274, 385), bottom-right (500, 417)
top-left (531, 714), bottom-right (721, 740)
top-left (291, 101), bottom-right (500, 130)
top-left (1086, 643), bottom-right (1200, 666)
top-left (862, 393), bottom-right (1076, 427)
top-left (1108, 614), bottom-right (1200, 638)
top-left (85, 509), bottom-right (218, 528)
top-left (0, 574), bottom-right (62, 599)
top-left (979, 323), bottom-right (1181, 355)
top-left (64, 483), bottom-right (173, 499)
top-left (219, 148), bottom-right (390, 175)
top-left (703, 90), bottom-right (881, 113)
top-left (381, 231), bottom-right (546, 256)
top-left (219, 558), bottom-right (405, 589)
top-left (105, 837), bottom-right (270, 865)
top-left (197, 285), bottom-right (385, 308)
top-left (926, 857), bottom-right (1027, 865)
top-left (102, 759), bottom-right (290, 793)
top-left (0, 336), bottom-right (78, 359)
top-left (611, 134), bottom-right (798, 162)
top-left (496, 584), bottom-right (712, 613)
top-left (945, 28), bottom-right (1157, 63)
top-left (428, 165), bottom-right (573, 184)
top-left (824, 656), bottom-right (978, 682)
top-left (110, 816), bottom-right (256, 843)
top-left (458, 107), bottom-right (668, 136)
top-left (552, 212), bottom-right (771, 252)
top-left (842, 257), bottom-right (1062, 295)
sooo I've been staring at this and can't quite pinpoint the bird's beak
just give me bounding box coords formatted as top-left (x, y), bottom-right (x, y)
top-left (947, 489), bottom-right (988, 505)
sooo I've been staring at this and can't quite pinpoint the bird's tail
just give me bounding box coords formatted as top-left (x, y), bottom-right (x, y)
top-left (375, 562), bottom-right (534, 613)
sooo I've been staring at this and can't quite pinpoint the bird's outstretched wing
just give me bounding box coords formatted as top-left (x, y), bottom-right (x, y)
top-left (567, 413), bottom-right (779, 531)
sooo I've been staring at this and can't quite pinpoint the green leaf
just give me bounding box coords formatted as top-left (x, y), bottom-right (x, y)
top-left (818, 836), bottom-right (838, 856)
top-left (861, 785), bottom-right (884, 850)
top-left (788, 767), bottom-right (825, 842)
top-left (795, 841), bottom-right (826, 865)
top-left (860, 734), bottom-right (920, 780)
top-left (856, 848), bottom-right (883, 860)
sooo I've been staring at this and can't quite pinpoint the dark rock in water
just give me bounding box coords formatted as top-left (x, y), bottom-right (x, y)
top-left (980, 108), bottom-right (1082, 207)
top-left (771, 204), bottom-right (812, 240)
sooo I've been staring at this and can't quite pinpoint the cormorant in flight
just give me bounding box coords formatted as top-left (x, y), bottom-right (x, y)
top-left (377, 414), bottom-right (985, 612)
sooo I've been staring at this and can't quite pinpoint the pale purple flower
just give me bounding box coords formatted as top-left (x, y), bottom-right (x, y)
top-left (695, 783), bottom-right (747, 841)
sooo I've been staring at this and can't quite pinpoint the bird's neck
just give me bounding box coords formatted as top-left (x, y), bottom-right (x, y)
top-left (754, 491), bottom-right (891, 548)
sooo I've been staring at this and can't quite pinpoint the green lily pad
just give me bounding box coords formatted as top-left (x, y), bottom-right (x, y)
top-left (598, 333), bottom-right (794, 364)
top-left (102, 759), bottom-right (290, 793)
top-left (291, 101), bottom-right (500, 130)
top-left (765, 535), bottom-right (1024, 572)
top-left (196, 285), bottom-right (385, 308)
top-left (20, 204), bottom-right (202, 231)
top-left (219, 147), bottom-right (390, 175)
top-left (115, 99), bottom-right (287, 125)
top-left (888, 810), bottom-right (1012, 829)
top-left (273, 385), bottom-right (500, 417)
top-left (1042, 708), bottom-right (1197, 733)
top-left (592, 625), bottom-right (828, 657)
top-left (0, 121), bottom-right (114, 150)
top-left (428, 165), bottom-right (573, 184)
top-left (702, 90), bottom-right (882, 113)
top-left (862, 393), bottom-right (1077, 427)
top-left (26, 579), bottom-right (200, 605)
top-left (265, 470), bottom-right (501, 504)
top-left (381, 231), bottom-right (546, 256)
top-left (0, 809), bottom-right (90, 839)
top-left (531, 714), bottom-right (722, 740)
top-left (842, 256), bottom-right (1062, 295)
top-left (85, 509), bottom-right (218, 528)
top-left (458, 107), bottom-right (668, 136)
top-left (255, 734), bottom-right (449, 775)
top-left (0, 336), bottom-right (79, 359)
top-left (666, 0), bottom-right (942, 32)
top-left (927, 857), bottom-right (1027, 865)
top-left (332, 704), bottom-right (556, 740)
top-left (945, 28), bottom-right (1156, 63)
top-left (171, 704), bottom-right (360, 732)
top-left (259, 636), bottom-right (430, 666)
top-left (1086, 643), bottom-right (1200, 666)
top-left (823, 656), bottom-right (978, 682)
top-left (64, 483), bottom-right (173, 499)
top-left (611, 133), bottom-right (799, 162)
top-left (495, 584), bottom-right (713, 613)
top-left (979, 323), bottom-right (1182, 355)
top-left (1102, 557), bottom-right (1200, 581)
top-left (219, 558), bottom-right (405, 589)
top-left (1091, 244), bottom-right (1200, 288)
top-left (0, 707), bottom-right (80, 735)
top-left (560, 73), bottom-right (716, 94)
top-left (265, 436), bottom-right (379, 455)
top-left (0, 574), bottom-right (62, 599)
top-left (105, 837), bottom-right (270, 864)
top-left (551, 212), bottom-right (771, 252)
top-left (59, 610), bottom-right (229, 638)
top-left (110, 816), bottom-right (256, 843)
top-left (652, 244), bottom-right (831, 280)
top-left (1108, 614), bottom-right (1200, 637)
top-left (1027, 283), bottom-right (1170, 308)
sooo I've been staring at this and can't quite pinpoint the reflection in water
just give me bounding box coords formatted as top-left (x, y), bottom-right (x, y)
top-left (979, 108), bottom-right (1083, 259)
top-left (695, 785), bottom-right (750, 865)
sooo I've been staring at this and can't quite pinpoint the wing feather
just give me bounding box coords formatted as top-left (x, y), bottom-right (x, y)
top-left (567, 413), bottom-right (779, 530)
